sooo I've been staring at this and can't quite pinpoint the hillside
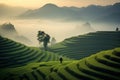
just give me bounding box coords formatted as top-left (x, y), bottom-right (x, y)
top-left (0, 48), bottom-right (120, 80)
top-left (0, 4), bottom-right (27, 18)
top-left (50, 31), bottom-right (120, 59)
top-left (0, 23), bottom-right (32, 45)
top-left (18, 2), bottom-right (120, 23)
top-left (74, 22), bottom-right (95, 34)
top-left (0, 23), bottom-right (17, 35)
top-left (0, 36), bottom-right (69, 68)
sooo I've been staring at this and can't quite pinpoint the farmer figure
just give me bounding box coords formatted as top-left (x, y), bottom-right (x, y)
top-left (59, 56), bottom-right (63, 64)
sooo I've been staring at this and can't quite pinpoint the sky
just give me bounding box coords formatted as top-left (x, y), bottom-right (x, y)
top-left (0, 0), bottom-right (120, 9)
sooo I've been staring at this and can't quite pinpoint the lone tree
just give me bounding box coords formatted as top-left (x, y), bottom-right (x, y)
top-left (37, 31), bottom-right (50, 51)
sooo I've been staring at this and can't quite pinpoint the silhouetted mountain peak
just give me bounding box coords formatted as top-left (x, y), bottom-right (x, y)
top-left (113, 2), bottom-right (120, 6)
top-left (0, 23), bottom-right (32, 45)
top-left (83, 22), bottom-right (91, 27)
top-left (42, 3), bottom-right (58, 9)
top-left (18, 2), bottom-right (120, 23)
top-left (87, 5), bottom-right (97, 7)
top-left (0, 23), bottom-right (17, 33)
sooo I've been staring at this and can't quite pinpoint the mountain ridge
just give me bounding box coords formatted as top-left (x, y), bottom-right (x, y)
top-left (18, 2), bottom-right (120, 23)
top-left (0, 4), bottom-right (28, 18)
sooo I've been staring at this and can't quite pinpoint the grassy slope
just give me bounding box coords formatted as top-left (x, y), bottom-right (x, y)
top-left (1, 48), bottom-right (120, 80)
top-left (50, 31), bottom-right (120, 59)
top-left (0, 36), bottom-right (70, 68)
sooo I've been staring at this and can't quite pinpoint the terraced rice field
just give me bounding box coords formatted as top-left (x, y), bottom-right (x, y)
top-left (0, 36), bottom-right (69, 68)
top-left (1, 48), bottom-right (120, 80)
top-left (0, 31), bottom-right (120, 80)
top-left (50, 31), bottom-right (120, 59)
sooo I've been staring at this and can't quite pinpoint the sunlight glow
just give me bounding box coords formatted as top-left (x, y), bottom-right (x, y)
top-left (0, 0), bottom-right (119, 9)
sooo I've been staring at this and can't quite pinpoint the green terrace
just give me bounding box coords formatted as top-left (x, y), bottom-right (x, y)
top-left (0, 48), bottom-right (120, 80)
top-left (0, 31), bottom-right (120, 80)
top-left (50, 31), bottom-right (120, 59)
top-left (0, 36), bottom-right (70, 68)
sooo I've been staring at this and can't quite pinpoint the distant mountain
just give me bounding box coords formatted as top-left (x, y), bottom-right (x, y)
top-left (0, 23), bottom-right (17, 36)
top-left (18, 3), bottom-right (120, 23)
top-left (69, 22), bottom-right (95, 36)
top-left (94, 3), bottom-right (120, 23)
top-left (75, 22), bottom-right (95, 34)
top-left (19, 3), bottom-right (79, 19)
top-left (0, 23), bottom-right (32, 45)
top-left (0, 4), bottom-right (28, 18)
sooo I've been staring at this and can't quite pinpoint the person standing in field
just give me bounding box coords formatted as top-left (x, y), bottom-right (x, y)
top-left (116, 27), bottom-right (119, 31)
top-left (59, 56), bottom-right (63, 64)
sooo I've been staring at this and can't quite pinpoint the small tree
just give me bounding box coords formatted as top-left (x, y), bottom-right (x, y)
top-left (51, 37), bottom-right (56, 46)
top-left (37, 31), bottom-right (50, 51)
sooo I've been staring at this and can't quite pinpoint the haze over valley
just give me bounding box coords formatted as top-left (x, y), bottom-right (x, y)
top-left (0, 2), bottom-right (120, 46)
top-left (0, 1), bottom-right (120, 80)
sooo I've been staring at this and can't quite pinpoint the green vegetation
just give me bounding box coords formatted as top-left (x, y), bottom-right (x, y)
top-left (0, 48), bottom-right (120, 80)
top-left (50, 31), bottom-right (120, 59)
top-left (0, 31), bottom-right (120, 80)
top-left (0, 36), bottom-right (69, 68)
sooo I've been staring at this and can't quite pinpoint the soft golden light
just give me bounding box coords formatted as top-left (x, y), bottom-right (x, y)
top-left (0, 0), bottom-right (120, 9)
